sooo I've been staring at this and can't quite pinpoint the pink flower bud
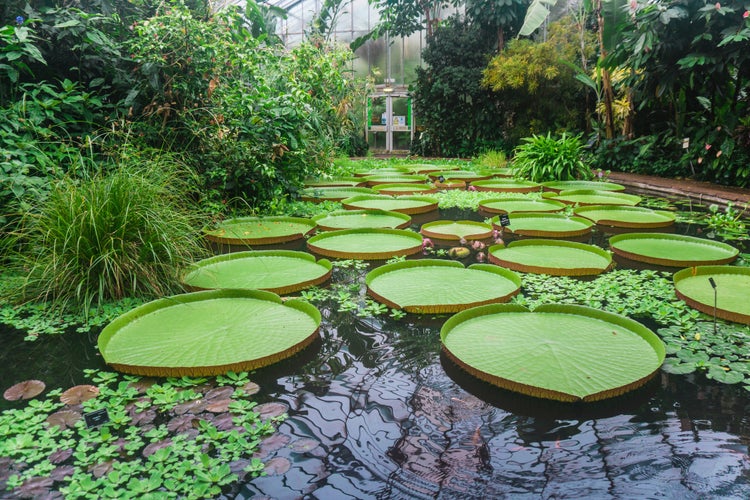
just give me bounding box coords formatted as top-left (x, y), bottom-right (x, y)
top-left (744, 10), bottom-right (749, 18)
top-left (715, 2), bottom-right (721, 9)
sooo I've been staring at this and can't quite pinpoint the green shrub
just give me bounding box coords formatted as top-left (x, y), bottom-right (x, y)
top-left (17, 153), bottom-right (207, 313)
top-left (511, 132), bottom-right (591, 182)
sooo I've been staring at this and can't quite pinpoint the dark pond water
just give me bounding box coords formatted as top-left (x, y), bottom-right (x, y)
top-left (2, 199), bottom-right (750, 499)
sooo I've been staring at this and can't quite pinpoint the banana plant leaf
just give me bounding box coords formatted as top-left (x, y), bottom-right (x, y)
top-left (182, 250), bottom-right (332, 294)
top-left (609, 233), bottom-right (739, 267)
top-left (299, 186), bottom-right (374, 202)
top-left (574, 205), bottom-right (676, 228)
top-left (541, 180), bottom-right (626, 193)
top-left (366, 259), bottom-right (521, 313)
top-left (543, 189), bottom-right (641, 206)
top-left (98, 289), bottom-right (321, 377)
top-left (306, 228), bottom-right (423, 260)
top-left (204, 216), bottom-right (316, 245)
top-left (303, 177), bottom-right (366, 187)
top-left (674, 266), bottom-right (750, 325)
top-left (441, 303), bottom-right (665, 402)
top-left (470, 179), bottom-right (541, 193)
top-left (372, 183), bottom-right (439, 195)
top-left (313, 209), bottom-right (411, 230)
top-left (479, 197), bottom-right (566, 215)
top-left (341, 194), bottom-right (439, 215)
top-left (420, 220), bottom-right (493, 241)
top-left (488, 239), bottom-right (612, 276)
top-left (493, 213), bottom-right (593, 238)
top-left (363, 174), bottom-right (429, 186)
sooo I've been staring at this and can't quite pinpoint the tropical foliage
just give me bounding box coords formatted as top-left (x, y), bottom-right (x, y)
top-left (511, 132), bottom-right (591, 181)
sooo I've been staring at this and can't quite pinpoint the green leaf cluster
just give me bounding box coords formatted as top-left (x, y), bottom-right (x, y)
top-left (511, 132), bottom-right (591, 182)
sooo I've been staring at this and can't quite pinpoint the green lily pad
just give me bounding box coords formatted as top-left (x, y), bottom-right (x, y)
top-left (706, 366), bottom-right (746, 384)
top-left (674, 266), bottom-right (750, 324)
top-left (440, 303), bottom-right (665, 402)
top-left (354, 167), bottom-right (412, 177)
top-left (541, 180), bottom-right (626, 193)
top-left (366, 259), bottom-right (520, 313)
top-left (182, 250), bottom-right (332, 294)
top-left (492, 213), bottom-right (593, 238)
top-left (204, 216), bottom-right (316, 246)
top-left (434, 179), bottom-right (466, 189)
top-left (573, 205), bottom-right (676, 228)
top-left (98, 289), bottom-right (321, 377)
top-left (661, 358), bottom-right (697, 375)
top-left (543, 189), bottom-right (642, 206)
top-left (478, 197), bottom-right (566, 215)
top-left (363, 174), bottom-right (429, 186)
top-left (409, 164), bottom-right (460, 174)
top-left (470, 179), bottom-right (541, 193)
top-left (306, 228), bottom-right (423, 260)
top-left (428, 170), bottom-right (493, 181)
top-left (609, 233), bottom-right (739, 267)
top-left (312, 209), bottom-right (411, 230)
top-left (372, 183), bottom-right (439, 195)
top-left (420, 220), bottom-right (493, 242)
top-left (488, 239), bottom-right (612, 276)
top-left (341, 194), bottom-right (439, 215)
top-left (303, 177), bottom-right (366, 187)
top-left (299, 186), bottom-right (374, 202)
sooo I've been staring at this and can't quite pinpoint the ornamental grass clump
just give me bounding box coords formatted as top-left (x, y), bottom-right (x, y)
top-left (18, 157), bottom-right (207, 313)
top-left (512, 132), bottom-right (591, 182)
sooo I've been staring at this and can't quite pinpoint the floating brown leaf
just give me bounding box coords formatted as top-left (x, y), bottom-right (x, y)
top-left (241, 381), bottom-right (261, 396)
top-left (260, 433), bottom-right (291, 454)
top-left (205, 386), bottom-right (234, 401)
top-left (256, 402), bottom-right (288, 420)
top-left (289, 438), bottom-right (320, 453)
top-left (3, 379), bottom-right (45, 401)
top-left (205, 398), bottom-right (232, 413)
top-left (142, 439), bottom-right (172, 458)
top-left (264, 457), bottom-right (291, 475)
top-left (48, 448), bottom-right (73, 465)
top-left (60, 385), bottom-right (99, 405)
top-left (46, 410), bottom-right (81, 430)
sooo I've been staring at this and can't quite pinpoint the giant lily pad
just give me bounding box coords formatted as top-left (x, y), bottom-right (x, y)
top-left (609, 233), bottom-right (739, 267)
top-left (409, 164), bottom-right (460, 174)
top-left (306, 228), bottom-right (423, 260)
top-left (304, 177), bottom-right (366, 187)
top-left (541, 180), bottom-right (626, 193)
top-left (479, 197), bottom-right (566, 215)
top-left (299, 186), bottom-right (374, 202)
top-left (493, 213), bottom-right (593, 238)
top-left (574, 205), bottom-right (676, 228)
top-left (488, 239), bottom-right (612, 276)
top-left (470, 179), bottom-right (541, 193)
top-left (204, 216), bottom-right (316, 246)
top-left (428, 170), bottom-right (492, 182)
top-left (353, 167), bottom-right (411, 177)
top-left (420, 220), bottom-right (493, 242)
top-left (312, 209), bottom-right (411, 230)
top-left (98, 289), bottom-right (321, 377)
top-left (341, 194), bottom-right (439, 215)
top-left (182, 250), bottom-right (332, 294)
top-left (372, 183), bottom-right (439, 195)
top-left (440, 303), bottom-right (666, 402)
top-left (674, 266), bottom-right (750, 324)
top-left (543, 189), bottom-right (641, 206)
top-left (363, 174), bottom-right (429, 186)
top-left (366, 259), bottom-right (520, 313)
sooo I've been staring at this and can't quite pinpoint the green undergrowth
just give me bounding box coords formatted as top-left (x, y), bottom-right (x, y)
top-left (1, 369), bottom-right (281, 499)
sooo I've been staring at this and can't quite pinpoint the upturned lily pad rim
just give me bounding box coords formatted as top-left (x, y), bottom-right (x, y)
top-left (304, 176), bottom-right (366, 187)
top-left (492, 212), bottom-right (594, 238)
top-left (470, 179), bottom-right (541, 193)
top-left (363, 174), bottom-right (430, 186)
top-left (609, 232), bottom-right (739, 267)
top-left (440, 303), bottom-right (666, 402)
top-left (299, 186), bottom-right (375, 201)
top-left (674, 266), bottom-right (750, 324)
top-left (306, 227), bottom-right (423, 260)
top-left (478, 197), bottom-right (566, 214)
top-left (341, 194), bottom-right (439, 215)
top-left (312, 209), bottom-right (412, 230)
top-left (366, 259), bottom-right (521, 313)
top-left (182, 250), bottom-right (332, 295)
top-left (542, 189), bottom-right (642, 206)
top-left (427, 170), bottom-right (492, 181)
top-left (204, 216), bottom-right (317, 245)
top-left (541, 180), bottom-right (627, 193)
top-left (98, 289), bottom-right (321, 377)
top-left (353, 166), bottom-right (412, 177)
top-left (573, 205), bottom-right (676, 228)
top-left (488, 239), bottom-right (613, 276)
top-left (372, 183), bottom-right (439, 195)
top-left (420, 220), bottom-right (493, 241)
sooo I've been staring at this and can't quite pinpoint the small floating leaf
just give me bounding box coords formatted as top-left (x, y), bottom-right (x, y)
top-left (4, 379), bottom-right (45, 401)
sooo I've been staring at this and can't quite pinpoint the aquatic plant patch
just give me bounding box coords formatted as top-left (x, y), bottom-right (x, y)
top-left (303, 177), bottom-right (366, 187)
top-left (543, 189), bottom-right (641, 206)
top-left (428, 170), bottom-right (492, 182)
top-left (306, 228), bottom-right (423, 260)
top-left (478, 197), bottom-right (566, 214)
top-left (372, 183), bottom-right (439, 195)
top-left (541, 180), bottom-right (626, 193)
top-left (366, 259), bottom-right (521, 313)
top-left (204, 216), bottom-right (316, 246)
top-left (299, 186), bottom-right (375, 202)
top-left (98, 289), bottom-right (321, 377)
top-left (182, 251), bottom-right (332, 294)
top-left (489, 240), bottom-right (612, 276)
top-left (362, 174), bottom-right (429, 186)
top-left (609, 233), bottom-right (739, 267)
top-left (341, 194), bottom-right (439, 214)
top-left (493, 213), bottom-right (593, 238)
top-left (470, 179), bottom-right (541, 193)
top-left (674, 266), bottom-right (750, 325)
top-left (441, 304), bottom-right (666, 402)
top-left (573, 205), bottom-right (676, 229)
top-left (312, 209), bottom-right (411, 230)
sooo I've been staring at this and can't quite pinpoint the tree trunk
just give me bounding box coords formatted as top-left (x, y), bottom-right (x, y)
top-left (596, 0), bottom-right (615, 139)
